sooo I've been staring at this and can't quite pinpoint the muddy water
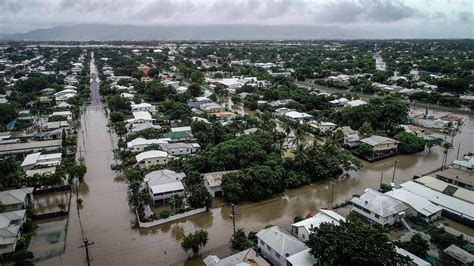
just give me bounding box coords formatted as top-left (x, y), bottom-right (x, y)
top-left (40, 60), bottom-right (474, 265)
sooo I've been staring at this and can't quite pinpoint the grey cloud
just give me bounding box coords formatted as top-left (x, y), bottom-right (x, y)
top-left (458, 11), bottom-right (473, 24)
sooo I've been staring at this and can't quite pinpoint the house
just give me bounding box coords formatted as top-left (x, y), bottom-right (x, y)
top-left (131, 103), bottom-right (156, 114)
top-left (309, 121), bottom-right (336, 134)
top-left (340, 126), bottom-right (361, 148)
top-left (345, 99), bottom-right (367, 107)
top-left (163, 131), bottom-right (193, 142)
top-left (144, 170), bottom-right (185, 202)
top-left (126, 138), bottom-right (170, 152)
top-left (212, 112), bottom-right (237, 122)
top-left (350, 188), bottom-right (408, 226)
top-left (286, 249), bottom-right (317, 266)
top-left (203, 248), bottom-right (270, 266)
top-left (200, 102), bottom-right (225, 113)
top-left (127, 111), bottom-right (154, 125)
top-left (0, 210), bottom-right (27, 256)
top-left (25, 167), bottom-right (57, 177)
top-left (33, 128), bottom-right (63, 141)
top-left (170, 126), bottom-right (191, 133)
top-left (45, 121), bottom-right (69, 131)
top-left (129, 122), bottom-right (161, 133)
top-left (291, 210), bottom-right (345, 242)
top-left (0, 188), bottom-right (34, 212)
top-left (385, 188), bottom-right (442, 223)
top-left (0, 140), bottom-right (62, 155)
top-left (360, 135), bottom-right (399, 157)
top-left (452, 154), bottom-right (474, 172)
top-left (188, 97), bottom-right (212, 109)
top-left (400, 181), bottom-right (474, 227)
top-left (20, 152), bottom-right (62, 170)
top-left (442, 244), bottom-right (474, 264)
top-left (202, 170), bottom-right (239, 197)
top-left (120, 92), bottom-right (134, 100)
top-left (284, 111), bottom-right (313, 123)
top-left (256, 226), bottom-right (308, 266)
top-left (160, 142), bottom-right (200, 156)
top-left (137, 65), bottom-right (151, 76)
top-left (53, 89), bottom-right (77, 98)
top-left (55, 93), bottom-right (77, 104)
top-left (329, 97), bottom-right (349, 106)
top-left (395, 247), bottom-right (431, 266)
top-left (135, 150), bottom-right (174, 169)
top-left (50, 111), bottom-right (73, 121)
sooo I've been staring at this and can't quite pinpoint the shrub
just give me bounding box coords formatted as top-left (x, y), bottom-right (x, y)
top-left (159, 210), bottom-right (170, 219)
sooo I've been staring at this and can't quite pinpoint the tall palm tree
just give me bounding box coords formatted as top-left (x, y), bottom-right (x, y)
top-left (325, 129), bottom-right (344, 155)
top-left (293, 143), bottom-right (310, 169)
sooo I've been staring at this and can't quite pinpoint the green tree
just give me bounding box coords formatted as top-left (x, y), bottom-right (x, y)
top-left (12, 250), bottom-right (34, 266)
top-left (358, 121), bottom-right (374, 138)
top-left (188, 83), bottom-right (202, 97)
top-left (395, 132), bottom-right (425, 154)
top-left (231, 229), bottom-right (254, 251)
top-left (181, 230), bottom-right (208, 255)
top-left (0, 103), bottom-right (16, 124)
top-left (188, 183), bottom-right (212, 208)
top-left (306, 220), bottom-right (409, 265)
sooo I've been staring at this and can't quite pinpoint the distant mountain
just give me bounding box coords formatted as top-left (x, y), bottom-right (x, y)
top-left (0, 24), bottom-right (359, 41)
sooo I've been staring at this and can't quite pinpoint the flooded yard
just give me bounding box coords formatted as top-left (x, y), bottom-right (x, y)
top-left (29, 217), bottom-right (68, 262)
top-left (33, 191), bottom-right (70, 215)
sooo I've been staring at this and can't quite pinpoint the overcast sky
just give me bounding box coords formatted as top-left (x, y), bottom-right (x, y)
top-left (0, 0), bottom-right (472, 38)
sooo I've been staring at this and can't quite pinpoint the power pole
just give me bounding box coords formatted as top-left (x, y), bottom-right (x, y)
top-left (230, 204), bottom-right (236, 237)
top-left (379, 172), bottom-right (384, 188)
top-left (391, 160), bottom-right (398, 183)
top-left (456, 142), bottom-right (461, 160)
top-left (79, 238), bottom-right (94, 266)
top-left (330, 182), bottom-right (335, 209)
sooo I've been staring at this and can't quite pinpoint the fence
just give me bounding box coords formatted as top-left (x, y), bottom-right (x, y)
top-left (137, 207), bottom-right (207, 228)
top-left (33, 185), bottom-right (71, 195)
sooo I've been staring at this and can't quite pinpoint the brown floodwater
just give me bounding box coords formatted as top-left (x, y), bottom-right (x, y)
top-left (39, 59), bottom-right (474, 266)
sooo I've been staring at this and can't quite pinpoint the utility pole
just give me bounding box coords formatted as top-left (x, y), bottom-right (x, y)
top-left (79, 238), bottom-right (93, 266)
top-left (391, 160), bottom-right (398, 183)
top-left (379, 172), bottom-right (384, 188)
top-left (330, 182), bottom-right (335, 209)
top-left (456, 142), bottom-right (461, 160)
top-left (230, 203), bottom-right (236, 237)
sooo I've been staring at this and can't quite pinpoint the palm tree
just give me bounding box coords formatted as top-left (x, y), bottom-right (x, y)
top-left (325, 129), bottom-right (344, 155)
top-left (293, 143), bottom-right (310, 169)
top-left (284, 124), bottom-right (292, 143)
top-left (169, 194), bottom-right (183, 211)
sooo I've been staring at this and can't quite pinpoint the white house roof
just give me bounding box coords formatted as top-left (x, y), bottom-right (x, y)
top-left (400, 181), bottom-right (474, 220)
top-left (54, 89), bottom-right (77, 96)
top-left (131, 103), bottom-right (153, 109)
top-left (351, 188), bottom-right (408, 217)
top-left (144, 170), bottom-right (186, 185)
top-left (130, 122), bottom-right (161, 132)
top-left (385, 189), bottom-right (443, 217)
top-left (414, 175), bottom-right (473, 203)
top-left (0, 188), bottom-right (33, 206)
top-left (443, 244), bottom-right (474, 263)
top-left (285, 111), bottom-right (312, 119)
top-left (135, 150), bottom-right (171, 163)
top-left (361, 135), bottom-right (399, 146)
top-left (286, 248), bottom-right (317, 266)
top-left (345, 100), bottom-right (367, 107)
top-left (0, 225), bottom-right (21, 245)
top-left (171, 126), bottom-right (191, 132)
top-left (395, 247), bottom-right (431, 266)
top-left (150, 182), bottom-right (184, 195)
top-left (132, 111), bottom-right (153, 120)
top-left (0, 210), bottom-right (26, 229)
top-left (292, 209), bottom-right (345, 232)
top-left (127, 138), bottom-right (169, 148)
top-left (256, 226), bottom-right (307, 258)
top-left (21, 152), bottom-right (41, 167)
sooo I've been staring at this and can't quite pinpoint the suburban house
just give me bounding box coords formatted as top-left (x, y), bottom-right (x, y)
top-left (287, 249), bottom-right (317, 266)
top-left (129, 122), bottom-right (161, 133)
top-left (188, 97), bottom-right (213, 109)
top-left (414, 175), bottom-right (473, 203)
top-left (199, 102), bottom-right (226, 113)
top-left (20, 152), bottom-right (62, 170)
top-left (340, 126), bottom-right (361, 148)
top-left (0, 188), bottom-right (34, 212)
top-left (284, 111), bottom-right (313, 123)
top-left (203, 248), bottom-right (270, 266)
top-left (126, 138), bottom-right (170, 152)
top-left (0, 210), bottom-right (27, 256)
top-left (135, 150), bottom-right (174, 169)
top-left (160, 142), bottom-right (200, 156)
top-left (452, 154), bottom-right (474, 172)
top-left (291, 209), bottom-right (345, 242)
top-left (33, 128), bottom-right (63, 141)
top-left (309, 121), bottom-right (336, 134)
top-left (170, 126), bottom-right (192, 133)
top-left (257, 226), bottom-right (308, 266)
top-left (131, 102), bottom-right (156, 114)
top-left (395, 247), bottom-right (431, 266)
top-left (53, 88), bottom-right (77, 98)
top-left (163, 131), bottom-right (193, 142)
top-left (385, 188), bottom-right (443, 223)
top-left (50, 111), bottom-right (73, 121)
top-left (202, 170), bottom-right (239, 197)
top-left (360, 135), bottom-right (399, 157)
top-left (350, 188), bottom-right (408, 226)
top-left (144, 170), bottom-right (186, 202)
top-left (344, 99), bottom-right (367, 107)
top-left (443, 244), bottom-right (474, 264)
top-left (127, 111), bottom-right (155, 125)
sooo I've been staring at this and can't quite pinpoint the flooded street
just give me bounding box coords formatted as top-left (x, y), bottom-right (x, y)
top-left (40, 56), bottom-right (473, 266)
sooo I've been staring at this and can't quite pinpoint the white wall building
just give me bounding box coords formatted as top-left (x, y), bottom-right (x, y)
top-left (20, 152), bottom-right (62, 170)
top-left (126, 138), bottom-right (170, 152)
top-left (257, 226), bottom-right (308, 266)
top-left (135, 150), bottom-right (174, 169)
top-left (291, 209), bottom-right (345, 242)
top-left (131, 103), bottom-right (156, 114)
top-left (144, 170), bottom-right (185, 202)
